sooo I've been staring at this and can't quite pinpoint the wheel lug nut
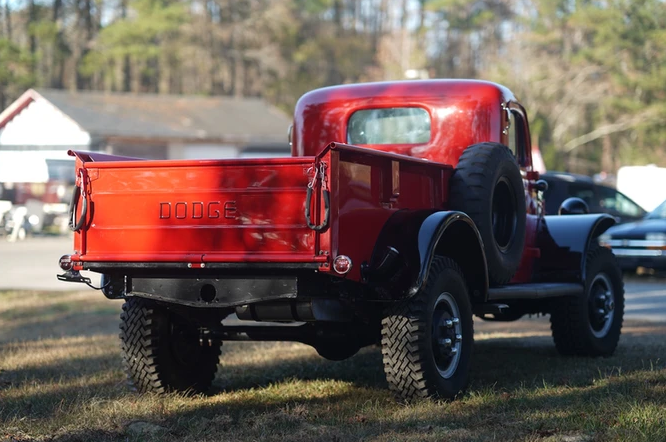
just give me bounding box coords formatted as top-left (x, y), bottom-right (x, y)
top-left (451, 317), bottom-right (459, 324)
top-left (450, 348), bottom-right (458, 355)
top-left (455, 334), bottom-right (462, 342)
top-left (439, 338), bottom-right (452, 347)
top-left (445, 319), bottom-right (453, 328)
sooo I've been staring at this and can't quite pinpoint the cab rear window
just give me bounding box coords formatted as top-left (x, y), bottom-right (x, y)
top-left (347, 107), bottom-right (431, 145)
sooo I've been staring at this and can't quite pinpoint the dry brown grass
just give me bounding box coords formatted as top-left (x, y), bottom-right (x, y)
top-left (1, 290), bottom-right (665, 442)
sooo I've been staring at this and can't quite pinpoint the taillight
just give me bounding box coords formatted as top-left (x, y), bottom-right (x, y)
top-left (59, 255), bottom-right (73, 271)
top-left (333, 255), bottom-right (352, 275)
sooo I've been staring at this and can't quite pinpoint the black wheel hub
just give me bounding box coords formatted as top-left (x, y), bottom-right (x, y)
top-left (588, 273), bottom-right (614, 338)
top-left (431, 293), bottom-right (463, 379)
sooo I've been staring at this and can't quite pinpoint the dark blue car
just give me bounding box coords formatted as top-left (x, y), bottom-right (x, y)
top-left (541, 171), bottom-right (647, 224)
top-left (599, 199), bottom-right (666, 273)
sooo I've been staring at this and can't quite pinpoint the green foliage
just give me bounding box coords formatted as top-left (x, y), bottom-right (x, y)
top-left (426, 0), bottom-right (500, 30)
top-left (2, 0), bottom-right (666, 171)
top-left (0, 38), bottom-right (36, 89)
top-left (80, 0), bottom-right (186, 85)
top-left (29, 20), bottom-right (59, 42)
top-left (293, 0), bottom-right (334, 15)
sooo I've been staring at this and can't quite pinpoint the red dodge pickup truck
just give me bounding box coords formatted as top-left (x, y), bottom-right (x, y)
top-left (58, 79), bottom-right (624, 401)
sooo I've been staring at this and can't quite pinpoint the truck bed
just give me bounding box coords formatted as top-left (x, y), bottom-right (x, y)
top-left (67, 144), bottom-right (453, 281)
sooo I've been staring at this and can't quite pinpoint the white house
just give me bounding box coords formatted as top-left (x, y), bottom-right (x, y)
top-left (0, 88), bottom-right (293, 188)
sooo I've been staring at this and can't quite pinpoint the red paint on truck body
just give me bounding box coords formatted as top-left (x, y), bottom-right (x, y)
top-left (292, 79), bottom-right (513, 167)
top-left (68, 79), bottom-right (540, 284)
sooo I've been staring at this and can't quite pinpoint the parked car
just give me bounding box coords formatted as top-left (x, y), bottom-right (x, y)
top-left (541, 171), bottom-right (647, 224)
top-left (598, 198), bottom-right (666, 273)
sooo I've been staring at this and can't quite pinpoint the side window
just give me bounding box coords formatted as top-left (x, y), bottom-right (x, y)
top-left (597, 186), bottom-right (643, 217)
top-left (506, 108), bottom-right (527, 166)
top-left (507, 111), bottom-right (517, 157)
top-left (616, 192), bottom-right (643, 217)
top-left (596, 186), bottom-right (619, 212)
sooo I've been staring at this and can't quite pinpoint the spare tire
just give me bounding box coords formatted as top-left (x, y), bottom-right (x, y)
top-left (449, 142), bottom-right (526, 285)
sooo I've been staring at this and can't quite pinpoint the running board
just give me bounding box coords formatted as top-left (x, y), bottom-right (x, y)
top-left (488, 282), bottom-right (584, 301)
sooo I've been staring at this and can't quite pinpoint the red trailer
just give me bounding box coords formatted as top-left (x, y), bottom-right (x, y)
top-left (58, 79), bottom-right (624, 401)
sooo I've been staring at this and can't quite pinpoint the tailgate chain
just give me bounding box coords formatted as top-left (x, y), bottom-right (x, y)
top-left (68, 169), bottom-right (88, 232)
top-left (305, 161), bottom-right (330, 231)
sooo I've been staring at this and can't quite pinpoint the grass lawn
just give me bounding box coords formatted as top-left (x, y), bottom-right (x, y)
top-left (1, 290), bottom-right (665, 442)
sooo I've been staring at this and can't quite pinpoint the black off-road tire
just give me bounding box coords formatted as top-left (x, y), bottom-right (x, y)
top-left (550, 245), bottom-right (624, 356)
top-left (450, 142), bottom-right (526, 285)
top-left (119, 297), bottom-right (221, 394)
top-left (381, 256), bottom-right (473, 401)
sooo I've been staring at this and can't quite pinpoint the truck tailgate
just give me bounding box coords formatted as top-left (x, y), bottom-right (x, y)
top-left (70, 152), bottom-right (323, 264)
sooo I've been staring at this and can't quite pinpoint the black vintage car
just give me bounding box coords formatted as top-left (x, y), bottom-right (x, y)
top-left (598, 199), bottom-right (666, 273)
top-left (541, 172), bottom-right (647, 224)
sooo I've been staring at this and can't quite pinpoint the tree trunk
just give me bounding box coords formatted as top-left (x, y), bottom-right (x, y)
top-left (351, 0), bottom-right (358, 33)
top-left (51, 0), bottom-right (64, 88)
top-left (131, 58), bottom-right (142, 93)
top-left (333, 0), bottom-right (342, 35)
top-left (2, 0), bottom-right (11, 40)
top-left (76, 0), bottom-right (93, 89)
top-left (121, 0), bottom-right (131, 91)
top-left (27, 0), bottom-right (36, 75)
top-left (158, 50), bottom-right (170, 94)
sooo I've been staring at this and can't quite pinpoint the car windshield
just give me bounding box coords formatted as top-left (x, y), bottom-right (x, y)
top-left (646, 200), bottom-right (666, 219)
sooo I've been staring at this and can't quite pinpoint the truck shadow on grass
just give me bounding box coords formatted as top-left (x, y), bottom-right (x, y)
top-left (166, 319), bottom-right (666, 442)
top-left (1, 319), bottom-right (665, 441)
top-left (212, 342), bottom-right (387, 393)
top-left (211, 318), bottom-right (666, 395)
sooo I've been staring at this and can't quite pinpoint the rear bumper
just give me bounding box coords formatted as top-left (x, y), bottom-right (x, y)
top-left (125, 276), bottom-right (300, 308)
top-left (99, 271), bottom-right (358, 322)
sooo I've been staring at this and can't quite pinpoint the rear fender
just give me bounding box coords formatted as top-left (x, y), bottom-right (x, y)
top-left (365, 210), bottom-right (488, 302)
top-left (537, 213), bottom-right (616, 282)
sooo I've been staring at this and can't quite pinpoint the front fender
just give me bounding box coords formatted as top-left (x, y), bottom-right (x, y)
top-left (536, 213), bottom-right (616, 282)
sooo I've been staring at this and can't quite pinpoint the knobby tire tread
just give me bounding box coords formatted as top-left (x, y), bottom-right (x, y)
top-left (119, 297), bottom-right (220, 395)
top-left (550, 245), bottom-right (624, 356)
top-left (381, 257), bottom-right (472, 401)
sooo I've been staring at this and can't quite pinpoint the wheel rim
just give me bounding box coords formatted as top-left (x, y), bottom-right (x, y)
top-left (588, 273), bottom-right (615, 338)
top-left (492, 177), bottom-right (517, 251)
top-left (431, 292), bottom-right (463, 379)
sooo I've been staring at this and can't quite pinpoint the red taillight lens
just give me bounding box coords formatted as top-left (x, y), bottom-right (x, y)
top-left (59, 255), bottom-right (73, 271)
top-left (333, 255), bottom-right (352, 274)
